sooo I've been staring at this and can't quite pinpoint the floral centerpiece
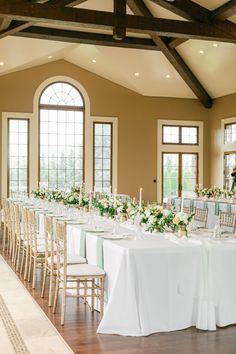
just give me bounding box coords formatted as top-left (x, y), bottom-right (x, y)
top-left (140, 205), bottom-right (174, 233)
top-left (170, 211), bottom-right (194, 237)
top-left (31, 188), bottom-right (47, 199)
top-left (93, 196), bottom-right (116, 217)
top-left (47, 189), bottom-right (65, 202)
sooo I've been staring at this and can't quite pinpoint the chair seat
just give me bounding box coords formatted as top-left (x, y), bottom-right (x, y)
top-left (48, 254), bottom-right (86, 265)
top-left (60, 264), bottom-right (105, 277)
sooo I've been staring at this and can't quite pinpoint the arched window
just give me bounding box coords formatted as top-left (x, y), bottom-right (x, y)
top-left (39, 82), bottom-right (84, 190)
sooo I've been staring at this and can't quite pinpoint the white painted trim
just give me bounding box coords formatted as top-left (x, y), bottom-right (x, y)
top-left (89, 116), bottom-right (118, 192)
top-left (221, 117), bottom-right (236, 187)
top-left (157, 120), bottom-right (204, 202)
top-left (1, 112), bottom-right (34, 199)
top-left (1, 77), bottom-right (118, 197)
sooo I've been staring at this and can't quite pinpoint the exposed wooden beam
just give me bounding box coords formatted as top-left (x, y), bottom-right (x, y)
top-left (0, 20), bottom-right (32, 38)
top-left (0, 3), bottom-right (235, 44)
top-left (113, 0), bottom-right (126, 40)
top-left (0, 17), bottom-right (11, 30)
top-left (14, 25), bottom-right (160, 51)
top-left (149, 0), bottom-right (210, 22)
top-left (211, 0), bottom-right (236, 21)
top-left (127, 0), bottom-right (212, 108)
top-left (50, 0), bottom-right (88, 6)
top-left (167, 38), bottom-right (187, 49)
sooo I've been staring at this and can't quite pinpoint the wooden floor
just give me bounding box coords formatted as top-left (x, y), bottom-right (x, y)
top-left (2, 251), bottom-right (236, 354)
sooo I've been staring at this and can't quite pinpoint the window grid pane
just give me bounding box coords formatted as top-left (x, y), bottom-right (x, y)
top-left (224, 152), bottom-right (236, 190)
top-left (8, 119), bottom-right (29, 196)
top-left (163, 125), bottom-right (198, 145)
top-left (39, 82), bottom-right (84, 190)
top-left (94, 123), bottom-right (112, 193)
top-left (225, 124), bottom-right (236, 144)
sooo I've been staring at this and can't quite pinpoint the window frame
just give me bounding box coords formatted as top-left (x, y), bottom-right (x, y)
top-left (224, 122), bottom-right (236, 145)
top-left (7, 117), bottom-right (30, 197)
top-left (38, 81), bottom-right (85, 189)
top-left (93, 121), bottom-right (113, 192)
top-left (162, 124), bottom-right (199, 145)
top-left (161, 151), bottom-right (199, 199)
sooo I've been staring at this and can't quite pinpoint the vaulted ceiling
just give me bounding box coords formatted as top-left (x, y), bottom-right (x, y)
top-left (0, 0), bottom-right (236, 108)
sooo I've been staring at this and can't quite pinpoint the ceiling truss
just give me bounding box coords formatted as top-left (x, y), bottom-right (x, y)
top-left (0, 0), bottom-right (235, 108)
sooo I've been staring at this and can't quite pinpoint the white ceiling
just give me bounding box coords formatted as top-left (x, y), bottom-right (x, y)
top-left (0, 0), bottom-right (236, 100)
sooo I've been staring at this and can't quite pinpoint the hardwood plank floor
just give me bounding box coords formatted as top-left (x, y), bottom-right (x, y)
top-left (2, 250), bottom-right (236, 354)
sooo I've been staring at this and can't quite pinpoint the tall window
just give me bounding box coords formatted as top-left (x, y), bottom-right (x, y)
top-left (39, 82), bottom-right (84, 190)
top-left (8, 118), bottom-right (29, 196)
top-left (93, 122), bottom-right (112, 193)
top-left (224, 152), bottom-right (236, 189)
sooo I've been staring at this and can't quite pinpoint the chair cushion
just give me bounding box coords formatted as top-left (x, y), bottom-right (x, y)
top-left (48, 254), bottom-right (86, 265)
top-left (60, 264), bottom-right (105, 277)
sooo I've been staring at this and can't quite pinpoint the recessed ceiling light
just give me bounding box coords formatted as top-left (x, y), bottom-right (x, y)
top-left (134, 72), bottom-right (140, 76)
top-left (213, 43), bottom-right (218, 47)
top-left (92, 59), bottom-right (96, 63)
top-left (166, 74), bottom-right (171, 78)
top-left (199, 50), bottom-right (204, 54)
top-left (48, 55), bottom-right (53, 59)
top-left (0, 61), bottom-right (4, 66)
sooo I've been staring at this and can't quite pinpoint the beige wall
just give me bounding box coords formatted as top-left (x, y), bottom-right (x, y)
top-left (209, 93), bottom-right (236, 186)
top-left (0, 59), bottom-right (210, 201)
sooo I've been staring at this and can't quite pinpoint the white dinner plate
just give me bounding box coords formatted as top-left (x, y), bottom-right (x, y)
top-left (101, 234), bottom-right (127, 240)
top-left (67, 221), bottom-right (86, 225)
top-left (85, 228), bottom-right (104, 233)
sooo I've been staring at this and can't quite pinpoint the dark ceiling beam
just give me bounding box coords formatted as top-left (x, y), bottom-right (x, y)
top-left (14, 25), bottom-right (160, 51)
top-left (127, 0), bottom-right (212, 108)
top-left (0, 20), bottom-right (32, 38)
top-left (149, 0), bottom-right (210, 22)
top-left (113, 0), bottom-right (126, 40)
top-left (211, 0), bottom-right (236, 21)
top-left (0, 17), bottom-right (11, 30)
top-left (0, 3), bottom-right (235, 43)
top-left (151, 0), bottom-right (236, 48)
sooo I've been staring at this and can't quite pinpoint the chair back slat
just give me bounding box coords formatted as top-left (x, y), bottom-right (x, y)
top-left (220, 211), bottom-right (236, 233)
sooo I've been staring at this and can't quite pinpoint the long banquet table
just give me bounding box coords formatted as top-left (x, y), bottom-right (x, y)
top-left (37, 213), bottom-right (236, 336)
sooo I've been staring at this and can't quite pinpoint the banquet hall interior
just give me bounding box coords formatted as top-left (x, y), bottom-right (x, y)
top-left (1, 0), bottom-right (236, 353)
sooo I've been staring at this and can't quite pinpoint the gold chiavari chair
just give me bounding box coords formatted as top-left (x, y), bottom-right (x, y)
top-left (20, 206), bottom-right (31, 279)
top-left (41, 215), bottom-right (87, 306)
top-left (13, 203), bottom-right (24, 270)
top-left (193, 208), bottom-right (208, 228)
top-left (53, 220), bottom-right (106, 325)
top-left (8, 200), bottom-right (17, 263)
top-left (27, 208), bottom-right (46, 288)
top-left (183, 206), bottom-right (191, 215)
top-left (2, 199), bottom-right (10, 253)
top-left (219, 211), bottom-right (236, 233)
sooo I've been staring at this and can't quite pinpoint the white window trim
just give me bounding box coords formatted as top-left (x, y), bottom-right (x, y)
top-left (221, 117), bottom-right (236, 187)
top-left (2, 112), bottom-right (33, 199)
top-left (1, 76), bottom-right (118, 198)
top-left (89, 116), bottom-right (118, 192)
top-left (157, 120), bottom-right (204, 202)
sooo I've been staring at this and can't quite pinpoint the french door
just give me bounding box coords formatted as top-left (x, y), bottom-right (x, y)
top-left (162, 152), bottom-right (198, 200)
top-left (224, 152), bottom-right (236, 190)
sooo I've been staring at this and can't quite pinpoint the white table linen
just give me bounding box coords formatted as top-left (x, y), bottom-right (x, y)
top-left (38, 212), bottom-right (236, 336)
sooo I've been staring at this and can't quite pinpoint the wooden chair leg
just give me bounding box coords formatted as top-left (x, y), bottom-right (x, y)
top-left (84, 279), bottom-right (87, 304)
top-left (53, 277), bottom-right (59, 314)
top-left (24, 249), bottom-right (29, 280)
top-left (16, 243), bottom-right (21, 271)
top-left (32, 258), bottom-right (37, 289)
top-left (28, 254), bottom-right (32, 282)
top-left (61, 281), bottom-right (66, 326)
top-left (48, 271), bottom-right (54, 307)
top-left (20, 247), bottom-right (25, 274)
top-left (41, 266), bottom-right (47, 298)
top-left (100, 277), bottom-right (105, 319)
top-left (91, 279), bottom-right (95, 312)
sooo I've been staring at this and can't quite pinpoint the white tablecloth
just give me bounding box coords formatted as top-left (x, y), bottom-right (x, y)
top-left (39, 214), bottom-right (236, 336)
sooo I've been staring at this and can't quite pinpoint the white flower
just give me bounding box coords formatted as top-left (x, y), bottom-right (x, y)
top-left (176, 212), bottom-right (188, 224)
top-left (162, 209), bottom-right (171, 217)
